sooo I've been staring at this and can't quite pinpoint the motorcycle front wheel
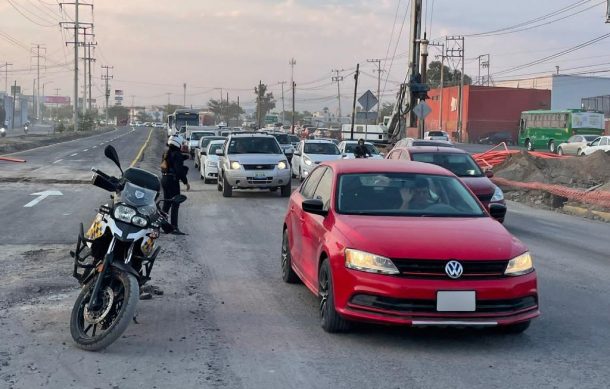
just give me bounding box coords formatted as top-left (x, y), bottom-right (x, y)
top-left (70, 269), bottom-right (139, 351)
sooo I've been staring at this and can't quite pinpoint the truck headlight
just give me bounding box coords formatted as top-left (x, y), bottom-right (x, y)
top-left (491, 186), bottom-right (504, 202)
top-left (345, 248), bottom-right (399, 275)
top-left (277, 161), bottom-right (288, 170)
top-left (505, 252), bottom-right (534, 276)
top-left (114, 205), bottom-right (136, 223)
top-left (230, 161), bottom-right (241, 170)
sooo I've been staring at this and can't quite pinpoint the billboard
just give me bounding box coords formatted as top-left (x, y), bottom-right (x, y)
top-left (114, 89), bottom-right (124, 96)
top-left (572, 112), bottom-right (604, 129)
top-left (45, 96), bottom-right (70, 104)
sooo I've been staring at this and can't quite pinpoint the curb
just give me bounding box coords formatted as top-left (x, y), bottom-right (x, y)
top-left (563, 205), bottom-right (610, 222)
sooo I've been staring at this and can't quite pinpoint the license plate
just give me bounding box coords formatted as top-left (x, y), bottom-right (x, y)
top-left (436, 291), bottom-right (476, 312)
top-left (254, 172), bottom-right (267, 178)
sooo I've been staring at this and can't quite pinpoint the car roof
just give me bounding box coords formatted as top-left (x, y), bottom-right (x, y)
top-left (397, 146), bottom-right (467, 154)
top-left (229, 133), bottom-right (274, 138)
top-left (321, 159), bottom-right (454, 176)
top-left (208, 139), bottom-right (225, 144)
top-left (304, 139), bottom-right (336, 144)
top-left (341, 140), bottom-right (374, 144)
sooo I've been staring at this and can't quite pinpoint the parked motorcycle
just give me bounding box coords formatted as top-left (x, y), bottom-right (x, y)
top-left (69, 144), bottom-right (185, 351)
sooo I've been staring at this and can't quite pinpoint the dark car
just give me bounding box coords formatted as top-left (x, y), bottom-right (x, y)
top-left (478, 131), bottom-right (515, 145)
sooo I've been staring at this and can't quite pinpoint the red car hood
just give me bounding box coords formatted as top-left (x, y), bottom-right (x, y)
top-left (458, 176), bottom-right (495, 196)
top-left (334, 215), bottom-right (525, 261)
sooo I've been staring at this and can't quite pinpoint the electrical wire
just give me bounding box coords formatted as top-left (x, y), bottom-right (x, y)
top-left (6, 0), bottom-right (58, 27)
top-left (382, 0), bottom-right (411, 100)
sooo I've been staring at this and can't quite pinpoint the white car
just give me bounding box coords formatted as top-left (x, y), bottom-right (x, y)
top-left (291, 140), bottom-right (343, 180)
top-left (424, 130), bottom-right (451, 143)
top-left (337, 140), bottom-right (384, 160)
top-left (199, 140), bottom-right (225, 183)
top-left (188, 130), bottom-right (217, 157)
top-left (581, 136), bottom-right (610, 156)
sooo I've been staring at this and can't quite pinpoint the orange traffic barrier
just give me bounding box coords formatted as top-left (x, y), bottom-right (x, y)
top-left (473, 143), bottom-right (568, 170)
top-left (0, 156), bottom-right (26, 163)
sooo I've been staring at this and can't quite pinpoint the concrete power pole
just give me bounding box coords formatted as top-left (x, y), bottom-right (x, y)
top-left (183, 82), bottom-right (186, 107)
top-left (101, 65), bottom-right (113, 124)
top-left (331, 69), bottom-right (344, 121)
top-left (31, 44), bottom-right (46, 121)
top-left (257, 80), bottom-right (262, 129)
top-left (367, 59), bottom-right (383, 123)
top-left (350, 64), bottom-right (360, 141)
top-left (279, 81), bottom-right (286, 124)
top-left (418, 34), bottom-right (429, 138)
top-left (405, 0), bottom-right (423, 133)
top-left (446, 36), bottom-right (465, 142)
top-left (291, 81), bottom-right (296, 134)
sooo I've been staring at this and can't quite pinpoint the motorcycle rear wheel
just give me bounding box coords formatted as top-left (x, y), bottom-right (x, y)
top-left (70, 269), bottom-right (139, 351)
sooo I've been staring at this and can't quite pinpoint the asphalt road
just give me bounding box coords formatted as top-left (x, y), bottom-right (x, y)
top-left (1, 132), bottom-right (609, 388)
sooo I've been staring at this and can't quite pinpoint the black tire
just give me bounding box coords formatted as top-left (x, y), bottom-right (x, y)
top-left (525, 139), bottom-right (533, 151)
top-left (281, 229), bottom-right (299, 283)
top-left (498, 320), bottom-right (531, 334)
top-left (557, 147), bottom-right (563, 156)
top-left (222, 175), bottom-right (233, 197)
top-left (217, 172), bottom-right (223, 191)
top-left (319, 259), bottom-right (350, 333)
top-left (299, 167), bottom-right (304, 182)
top-left (280, 181), bottom-right (292, 197)
top-left (548, 141), bottom-right (556, 153)
top-left (70, 270), bottom-right (139, 351)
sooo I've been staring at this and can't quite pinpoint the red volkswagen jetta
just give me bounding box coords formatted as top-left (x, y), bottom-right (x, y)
top-left (282, 160), bottom-right (538, 333)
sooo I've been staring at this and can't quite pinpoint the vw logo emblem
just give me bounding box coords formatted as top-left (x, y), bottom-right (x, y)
top-left (445, 260), bottom-right (463, 279)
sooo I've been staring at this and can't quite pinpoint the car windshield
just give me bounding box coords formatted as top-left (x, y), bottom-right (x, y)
top-left (228, 137), bottom-right (282, 154)
top-left (410, 152), bottom-right (483, 177)
top-left (304, 143), bottom-right (340, 155)
top-left (273, 134), bottom-right (290, 144)
top-left (344, 143), bottom-right (380, 154)
top-left (208, 143), bottom-right (223, 154)
top-left (428, 131), bottom-right (446, 137)
top-left (412, 140), bottom-right (455, 147)
top-left (191, 132), bottom-right (214, 141)
top-left (201, 137), bottom-right (225, 148)
top-left (583, 135), bottom-right (600, 142)
top-left (337, 173), bottom-right (485, 217)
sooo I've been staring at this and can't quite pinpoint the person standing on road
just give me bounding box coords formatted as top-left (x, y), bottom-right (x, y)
top-left (354, 138), bottom-right (370, 158)
top-left (161, 135), bottom-right (190, 235)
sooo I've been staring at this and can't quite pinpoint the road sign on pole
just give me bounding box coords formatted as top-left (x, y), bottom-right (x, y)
top-left (413, 101), bottom-right (432, 119)
top-left (358, 90), bottom-right (378, 112)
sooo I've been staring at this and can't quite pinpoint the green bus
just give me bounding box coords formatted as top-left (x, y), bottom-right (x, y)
top-left (518, 109), bottom-right (605, 152)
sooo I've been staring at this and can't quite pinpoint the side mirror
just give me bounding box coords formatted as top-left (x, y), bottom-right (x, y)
top-left (488, 203), bottom-right (507, 222)
top-left (485, 170), bottom-right (494, 178)
top-left (302, 199), bottom-right (328, 217)
top-left (104, 145), bottom-right (123, 174)
top-left (215, 149), bottom-right (224, 156)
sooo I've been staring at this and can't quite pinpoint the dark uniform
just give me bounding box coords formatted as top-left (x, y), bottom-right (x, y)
top-left (354, 142), bottom-right (370, 158)
top-left (161, 145), bottom-right (188, 230)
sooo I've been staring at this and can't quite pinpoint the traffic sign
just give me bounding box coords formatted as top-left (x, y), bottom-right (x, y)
top-left (358, 90), bottom-right (378, 112)
top-left (10, 85), bottom-right (21, 95)
top-left (413, 101), bottom-right (432, 119)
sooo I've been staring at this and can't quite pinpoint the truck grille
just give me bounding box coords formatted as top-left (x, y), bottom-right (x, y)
top-left (391, 259), bottom-right (509, 279)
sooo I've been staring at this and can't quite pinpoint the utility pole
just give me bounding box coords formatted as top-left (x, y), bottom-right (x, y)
top-left (60, 0), bottom-right (93, 131)
top-left (183, 82), bottom-right (186, 107)
top-left (279, 81), bottom-right (286, 124)
top-left (289, 58), bottom-right (296, 133)
top-left (477, 54), bottom-right (490, 86)
top-left (367, 59), bottom-right (383, 123)
top-left (86, 42), bottom-right (96, 110)
top-left (11, 81), bottom-right (17, 129)
top-left (101, 65), bottom-right (113, 124)
top-left (405, 0), bottom-right (423, 133)
top-left (1, 63), bottom-right (12, 94)
top-left (418, 34), bottom-right (429, 138)
top-left (79, 28), bottom-right (95, 115)
top-left (350, 63), bottom-right (360, 141)
top-left (31, 44), bottom-right (46, 121)
top-left (446, 36), bottom-right (465, 142)
top-left (331, 69), bottom-right (344, 121)
top-left (291, 81), bottom-right (296, 134)
top-left (257, 80), bottom-right (262, 129)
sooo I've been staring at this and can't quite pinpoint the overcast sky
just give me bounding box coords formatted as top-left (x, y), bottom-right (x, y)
top-left (2, 0), bottom-right (609, 112)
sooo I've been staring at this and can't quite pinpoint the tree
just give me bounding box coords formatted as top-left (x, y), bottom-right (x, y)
top-left (162, 104), bottom-right (181, 121)
top-left (107, 105), bottom-right (130, 122)
top-left (426, 61), bottom-right (472, 88)
top-left (254, 83), bottom-right (276, 127)
top-left (136, 111), bottom-right (153, 123)
top-left (208, 99), bottom-right (244, 124)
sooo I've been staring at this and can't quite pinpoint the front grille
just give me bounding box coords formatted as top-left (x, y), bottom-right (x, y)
top-left (477, 193), bottom-right (493, 202)
top-left (246, 177), bottom-right (273, 184)
top-left (392, 259), bottom-right (509, 279)
top-left (350, 294), bottom-right (537, 314)
top-left (243, 164), bottom-right (276, 170)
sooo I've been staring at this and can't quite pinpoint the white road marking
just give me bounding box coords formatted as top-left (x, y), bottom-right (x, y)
top-left (24, 190), bottom-right (63, 208)
top-left (52, 159), bottom-right (63, 164)
top-left (92, 146), bottom-right (97, 149)
top-left (70, 153), bottom-right (78, 157)
top-left (83, 149), bottom-right (89, 152)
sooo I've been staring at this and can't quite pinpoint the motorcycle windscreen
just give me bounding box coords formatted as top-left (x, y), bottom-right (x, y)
top-left (119, 182), bottom-right (157, 208)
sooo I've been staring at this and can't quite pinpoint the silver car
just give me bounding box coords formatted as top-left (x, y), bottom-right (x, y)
top-left (217, 134), bottom-right (292, 198)
top-left (291, 140), bottom-right (343, 181)
top-left (557, 134), bottom-right (600, 156)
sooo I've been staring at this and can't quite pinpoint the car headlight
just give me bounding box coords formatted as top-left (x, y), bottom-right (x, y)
top-left (114, 205), bottom-right (136, 223)
top-left (505, 252), bottom-right (534, 276)
top-left (345, 248), bottom-right (399, 275)
top-left (230, 161), bottom-right (241, 170)
top-left (491, 185), bottom-right (504, 202)
top-left (278, 161), bottom-right (288, 170)
top-left (132, 215), bottom-right (148, 227)
top-left (304, 157), bottom-right (313, 166)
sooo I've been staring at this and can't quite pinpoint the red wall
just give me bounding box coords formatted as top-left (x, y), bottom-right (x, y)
top-left (425, 86), bottom-right (551, 142)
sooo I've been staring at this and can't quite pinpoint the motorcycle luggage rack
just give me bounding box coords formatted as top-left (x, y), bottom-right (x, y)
top-left (70, 223), bottom-right (96, 283)
top-left (135, 246), bottom-right (160, 285)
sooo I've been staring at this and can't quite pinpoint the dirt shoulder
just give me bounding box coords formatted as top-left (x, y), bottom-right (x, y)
top-left (0, 127), bottom-right (117, 155)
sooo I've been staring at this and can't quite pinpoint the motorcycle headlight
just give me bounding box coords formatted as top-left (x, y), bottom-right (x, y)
top-left (230, 161), bottom-right (241, 170)
top-left (114, 205), bottom-right (136, 223)
top-left (345, 248), bottom-right (399, 275)
top-left (137, 205), bottom-right (156, 216)
top-left (132, 215), bottom-right (148, 228)
top-left (505, 252), bottom-right (534, 276)
top-left (277, 161), bottom-right (288, 170)
top-left (491, 185), bottom-right (504, 202)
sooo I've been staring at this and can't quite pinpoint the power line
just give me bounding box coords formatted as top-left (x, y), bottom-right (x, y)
top-left (6, 0), bottom-right (58, 27)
